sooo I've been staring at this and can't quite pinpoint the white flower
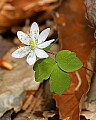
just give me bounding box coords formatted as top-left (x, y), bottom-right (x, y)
top-left (12, 22), bottom-right (55, 65)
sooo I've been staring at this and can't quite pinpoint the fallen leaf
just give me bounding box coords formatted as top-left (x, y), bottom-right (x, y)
top-left (81, 111), bottom-right (96, 120)
top-left (53, 0), bottom-right (96, 119)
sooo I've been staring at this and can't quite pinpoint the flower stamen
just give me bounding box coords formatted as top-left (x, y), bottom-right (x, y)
top-left (29, 41), bottom-right (35, 49)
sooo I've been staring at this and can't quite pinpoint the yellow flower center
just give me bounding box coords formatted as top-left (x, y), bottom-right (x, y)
top-left (29, 41), bottom-right (35, 49)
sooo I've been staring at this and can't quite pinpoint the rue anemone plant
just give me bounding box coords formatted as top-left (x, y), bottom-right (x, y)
top-left (12, 22), bottom-right (83, 95)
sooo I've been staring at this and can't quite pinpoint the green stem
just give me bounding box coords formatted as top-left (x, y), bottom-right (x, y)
top-left (46, 51), bottom-right (56, 55)
top-left (83, 66), bottom-right (96, 74)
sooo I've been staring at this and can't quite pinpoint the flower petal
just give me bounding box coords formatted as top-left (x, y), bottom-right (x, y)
top-left (17, 31), bottom-right (31, 45)
top-left (38, 39), bottom-right (55, 48)
top-left (12, 46), bottom-right (31, 58)
top-left (35, 48), bottom-right (48, 58)
top-left (38, 28), bottom-right (50, 44)
top-left (27, 52), bottom-right (36, 65)
top-left (30, 22), bottom-right (39, 39)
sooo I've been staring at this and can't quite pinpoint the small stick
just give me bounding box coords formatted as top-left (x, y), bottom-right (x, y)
top-left (75, 71), bottom-right (82, 91)
top-left (0, 59), bottom-right (13, 70)
top-left (22, 94), bottom-right (34, 110)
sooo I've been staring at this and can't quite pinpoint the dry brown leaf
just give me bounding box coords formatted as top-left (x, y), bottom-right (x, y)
top-left (84, 0), bottom-right (96, 28)
top-left (0, 48), bottom-right (40, 117)
top-left (0, 0), bottom-right (59, 33)
top-left (53, 0), bottom-right (96, 119)
top-left (81, 111), bottom-right (96, 120)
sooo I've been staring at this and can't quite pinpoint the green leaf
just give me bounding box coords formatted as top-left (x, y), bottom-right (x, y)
top-left (33, 59), bottom-right (42, 81)
top-left (49, 65), bottom-right (70, 95)
top-left (33, 58), bottom-right (55, 82)
top-left (56, 50), bottom-right (83, 72)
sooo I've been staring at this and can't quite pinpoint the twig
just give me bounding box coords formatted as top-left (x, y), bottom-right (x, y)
top-left (75, 71), bottom-right (82, 91)
top-left (0, 59), bottom-right (13, 70)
